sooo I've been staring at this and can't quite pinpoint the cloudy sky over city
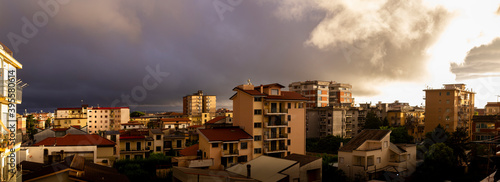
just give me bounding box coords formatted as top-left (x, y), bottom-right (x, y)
top-left (1, 0), bottom-right (500, 113)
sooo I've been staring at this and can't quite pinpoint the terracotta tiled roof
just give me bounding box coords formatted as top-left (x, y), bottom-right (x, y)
top-left (198, 128), bottom-right (252, 142)
top-left (91, 107), bottom-right (129, 110)
top-left (71, 125), bottom-right (81, 130)
top-left (486, 102), bottom-right (500, 107)
top-left (161, 118), bottom-right (191, 122)
top-left (205, 116), bottom-right (227, 124)
top-left (33, 134), bottom-right (115, 147)
top-left (56, 107), bottom-right (82, 110)
top-left (188, 125), bottom-right (203, 128)
top-left (265, 91), bottom-right (307, 100)
top-left (179, 144), bottom-right (199, 156)
top-left (256, 83), bottom-right (285, 88)
top-left (120, 136), bottom-right (145, 140)
top-left (232, 87), bottom-right (267, 96)
top-left (339, 129), bottom-right (391, 152)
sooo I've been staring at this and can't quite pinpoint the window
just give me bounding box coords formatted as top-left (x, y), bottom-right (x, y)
top-left (254, 123), bottom-right (262, 128)
top-left (125, 155), bottom-right (130, 159)
top-left (446, 100), bottom-right (450, 104)
top-left (254, 109), bottom-right (262, 115)
top-left (287, 139), bottom-right (291, 145)
top-left (241, 142), bottom-right (248, 149)
top-left (254, 135), bottom-right (262, 141)
top-left (384, 141), bottom-right (388, 148)
top-left (271, 89), bottom-right (279, 95)
top-left (212, 143), bottom-right (218, 148)
top-left (377, 157), bottom-right (381, 163)
top-left (148, 142), bottom-right (152, 146)
top-left (288, 127), bottom-right (291, 133)
top-left (288, 115), bottom-right (291, 121)
top-left (156, 146), bottom-right (161, 152)
top-left (254, 148), bottom-right (262, 154)
top-left (228, 157), bottom-right (234, 164)
top-left (254, 97), bottom-right (262, 102)
top-left (439, 92), bottom-right (441, 96)
top-left (137, 142), bottom-right (141, 150)
top-left (446, 108), bottom-right (450, 112)
top-left (446, 92), bottom-right (450, 96)
top-left (156, 135), bottom-right (161, 140)
top-left (177, 140), bottom-right (182, 148)
top-left (339, 157), bottom-right (344, 164)
top-left (287, 103), bottom-right (291, 109)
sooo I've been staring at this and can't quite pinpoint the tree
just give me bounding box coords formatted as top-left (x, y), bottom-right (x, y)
top-left (420, 143), bottom-right (454, 181)
top-left (316, 153), bottom-right (347, 182)
top-left (130, 111), bottom-right (146, 118)
top-left (445, 127), bottom-right (470, 167)
top-left (306, 135), bottom-right (350, 154)
top-left (45, 118), bottom-right (52, 128)
top-left (364, 111), bottom-right (381, 129)
top-left (382, 117), bottom-right (389, 127)
top-left (379, 126), bottom-right (414, 144)
top-left (26, 115), bottom-right (37, 139)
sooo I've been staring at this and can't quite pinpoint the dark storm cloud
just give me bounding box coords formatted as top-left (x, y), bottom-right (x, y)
top-left (451, 38), bottom-right (500, 80)
top-left (0, 0), bottom-right (450, 112)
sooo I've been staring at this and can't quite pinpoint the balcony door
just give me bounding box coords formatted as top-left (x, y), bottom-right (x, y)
top-left (271, 103), bottom-right (277, 113)
top-left (271, 141), bottom-right (277, 151)
top-left (126, 142), bottom-right (130, 151)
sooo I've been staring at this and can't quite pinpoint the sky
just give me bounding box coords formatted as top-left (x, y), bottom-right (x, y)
top-left (1, 0), bottom-right (500, 113)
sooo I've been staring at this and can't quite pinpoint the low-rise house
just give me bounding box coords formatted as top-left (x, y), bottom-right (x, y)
top-left (121, 121), bottom-right (146, 130)
top-left (25, 134), bottom-right (116, 166)
top-left (173, 144), bottom-right (215, 169)
top-left (164, 132), bottom-right (187, 156)
top-left (227, 155), bottom-right (300, 182)
top-left (204, 116), bottom-right (232, 129)
top-left (187, 125), bottom-right (203, 142)
top-left (118, 129), bottom-right (151, 160)
top-left (284, 154), bottom-right (322, 182)
top-left (150, 129), bottom-right (164, 153)
top-left (22, 155), bottom-right (129, 182)
top-left (161, 118), bottom-right (191, 130)
top-left (33, 126), bottom-right (87, 143)
top-left (338, 129), bottom-right (417, 180)
top-left (198, 127), bottom-right (253, 169)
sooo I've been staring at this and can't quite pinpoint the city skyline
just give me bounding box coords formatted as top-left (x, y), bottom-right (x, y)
top-left (1, 1), bottom-right (500, 113)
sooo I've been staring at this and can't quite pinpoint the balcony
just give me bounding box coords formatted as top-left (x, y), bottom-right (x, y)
top-left (187, 158), bottom-right (214, 168)
top-left (264, 145), bottom-right (288, 154)
top-left (221, 149), bottom-right (239, 157)
top-left (264, 132), bottom-right (287, 140)
top-left (264, 108), bottom-right (287, 115)
top-left (0, 82), bottom-right (22, 104)
top-left (265, 117), bottom-right (288, 128)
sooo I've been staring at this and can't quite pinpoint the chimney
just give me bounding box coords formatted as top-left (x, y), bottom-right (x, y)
top-left (340, 142), bottom-right (343, 148)
top-left (260, 85), bottom-right (263, 94)
top-left (246, 164), bottom-right (251, 178)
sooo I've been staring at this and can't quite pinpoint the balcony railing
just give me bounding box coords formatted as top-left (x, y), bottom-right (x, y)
top-left (221, 149), bottom-right (239, 157)
top-left (264, 108), bottom-right (287, 115)
top-left (264, 121), bottom-right (288, 127)
top-left (0, 83), bottom-right (22, 104)
top-left (264, 146), bottom-right (288, 153)
top-left (264, 132), bottom-right (288, 140)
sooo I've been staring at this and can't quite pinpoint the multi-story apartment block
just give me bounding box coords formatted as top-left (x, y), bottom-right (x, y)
top-left (306, 107), bottom-right (347, 138)
top-left (485, 102), bottom-right (500, 115)
top-left (471, 115), bottom-right (499, 141)
top-left (183, 90), bottom-right (216, 124)
top-left (424, 84), bottom-right (475, 136)
top-left (329, 83), bottom-right (354, 107)
top-left (289, 80), bottom-right (330, 108)
top-left (338, 130), bottom-right (417, 180)
top-left (55, 106), bottom-right (130, 134)
top-left (231, 82), bottom-right (307, 158)
top-left (0, 42), bottom-right (23, 182)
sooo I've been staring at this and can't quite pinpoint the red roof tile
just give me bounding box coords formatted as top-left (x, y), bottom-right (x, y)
top-left (91, 107), bottom-right (129, 110)
top-left (52, 128), bottom-right (69, 132)
top-left (486, 102), bottom-right (500, 107)
top-left (56, 107), bottom-right (82, 110)
top-left (198, 128), bottom-right (252, 142)
top-left (265, 91), bottom-right (307, 100)
top-left (120, 136), bottom-right (145, 140)
top-left (188, 125), bottom-right (203, 128)
top-left (205, 116), bottom-right (227, 124)
top-left (33, 134), bottom-right (115, 146)
top-left (179, 144), bottom-right (199, 156)
top-left (161, 118), bottom-right (191, 122)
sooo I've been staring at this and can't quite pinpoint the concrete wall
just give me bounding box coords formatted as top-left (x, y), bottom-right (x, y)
top-left (288, 107), bottom-right (306, 155)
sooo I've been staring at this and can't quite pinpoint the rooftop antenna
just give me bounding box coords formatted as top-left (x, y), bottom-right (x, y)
top-left (496, 95), bottom-right (500, 102)
top-left (247, 79), bottom-right (252, 85)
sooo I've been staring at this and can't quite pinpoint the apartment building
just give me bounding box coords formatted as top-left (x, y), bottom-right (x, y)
top-left (119, 129), bottom-right (150, 160)
top-left (338, 129), bottom-right (417, 180)
top-left (471, 115), bottom-right (499, 141)
top-left (198, 127), bottom-right (253, 169)
top-left (183, 90), bottom-right (216, 124)
top-left (485, 102), bottom-right (500, 115)
top-left (55, 106), bottom-right (130, 134)
top-left (231, 82), bottom-right (307, 158)
top-left (424, 84), bottom-right (475, 136)
top-left (329, 83), bottom-right (354, 107)
top-left (306, 107), bottom-right (347, 138)
top-left (289, 80), bottom-right (330, 108)
top-left (0, 42), bottom-right (23, 182)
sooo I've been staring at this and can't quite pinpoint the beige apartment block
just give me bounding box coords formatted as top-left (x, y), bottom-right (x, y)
top-left (338, 130), bottom-right (417, 180)
top-left (55, 106), bottom-right (130, 134)
top-left (231, 82), bottom-right (307, 159)
top-left (485, 102), bottom-right (500, 115)
top-left (183, 90), bottom-right (216, 124)
top-left (424, 84), bottom-right (475, 136)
